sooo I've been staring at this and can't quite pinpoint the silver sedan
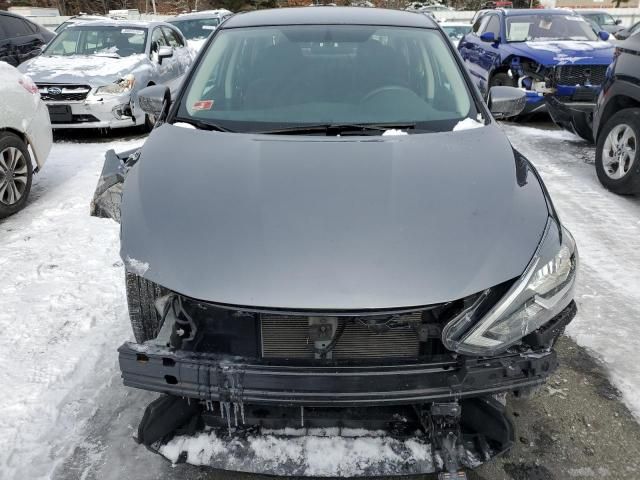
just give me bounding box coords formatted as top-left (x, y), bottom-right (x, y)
top-left (18, 20), bottom-right (194, 130)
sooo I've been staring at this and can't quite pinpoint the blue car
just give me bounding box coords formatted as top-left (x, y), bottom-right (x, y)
top-left (459, 9), bottom-right (615, 141)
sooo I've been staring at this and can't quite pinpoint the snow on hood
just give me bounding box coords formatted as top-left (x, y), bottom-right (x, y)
top-left (509, 40), bottom-right (615, 66)
top-left (18, 54), bottom-right (148, 85)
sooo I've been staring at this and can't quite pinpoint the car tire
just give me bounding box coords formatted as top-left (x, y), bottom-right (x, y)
top-left (595, 109), bottom-right (640, 195)
top-left (0, 132), bottom-right (33, 219)
top-left (125, 272), bottom-right (168, 343)
top-left (143, 113), bottom-right (156, 133)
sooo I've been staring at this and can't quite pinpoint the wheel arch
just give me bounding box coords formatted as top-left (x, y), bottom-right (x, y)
top-left (596, 95), bottom-right (640, 142)
top-left (0, 127), bottom-right (38, 171)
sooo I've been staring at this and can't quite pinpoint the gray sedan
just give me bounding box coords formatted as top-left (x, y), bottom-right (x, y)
top-left (18, 20), bottom-right (194, 130)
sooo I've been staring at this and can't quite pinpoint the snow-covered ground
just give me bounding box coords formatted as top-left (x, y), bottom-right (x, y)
top-left (1, 123), bottom-right (639, 479)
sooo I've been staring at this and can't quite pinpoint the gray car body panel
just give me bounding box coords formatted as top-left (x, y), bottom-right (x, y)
top-left (120, 122), bottom-right (548, 310)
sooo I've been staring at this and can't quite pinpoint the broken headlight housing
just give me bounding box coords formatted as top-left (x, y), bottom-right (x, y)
top-left (443, 217), bottom-right (577, 356)
top-left (96, 74), bottom-right (136, 95)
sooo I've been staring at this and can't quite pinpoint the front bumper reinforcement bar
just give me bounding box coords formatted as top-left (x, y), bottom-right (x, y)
top-left (120, 344), bottom-right (558, 406)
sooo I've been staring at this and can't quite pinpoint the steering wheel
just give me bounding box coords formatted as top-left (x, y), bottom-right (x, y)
top-left (361, 85), bottom-right (416, 103)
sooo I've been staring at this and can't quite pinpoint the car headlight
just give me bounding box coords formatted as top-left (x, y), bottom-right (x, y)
top-left (442, 217), bottom-right (577, 356)
top-left (96, 74), bottom-right (135, 95)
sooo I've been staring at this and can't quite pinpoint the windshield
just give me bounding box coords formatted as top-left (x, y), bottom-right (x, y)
top-left (168, 18), bottom-right (220, 40)
top-left (506, 15), bottom-right (597, 42)
top-left (44, 26), bottom-right (147, 57)
top-left (584, 13), bottom-right (616, 26)
top-left (177, 25), bottom-right (477, 133)
top-left (442, 25), bottom-right (472, 41)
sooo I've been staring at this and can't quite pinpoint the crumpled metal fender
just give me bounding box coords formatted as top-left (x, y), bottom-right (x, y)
top-left (90, 148), bottom-right (140, 222)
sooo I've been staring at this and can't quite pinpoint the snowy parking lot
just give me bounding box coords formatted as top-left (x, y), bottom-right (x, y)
top-left (1, 121), bottom-right (640, 480)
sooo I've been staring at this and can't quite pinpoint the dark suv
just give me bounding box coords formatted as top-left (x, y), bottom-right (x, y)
top-left (0, 11), bottom-right (54, 67)
top-left (592, 34), bottom-right (640, 195)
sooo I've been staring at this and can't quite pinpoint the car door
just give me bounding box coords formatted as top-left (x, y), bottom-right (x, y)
top-left (475, 14), bottom-right (502, 93)
top-left (0, 14), bottom-right (44, 66)
top-left (149, 26), bottom-right (180, 93)
top-left (162, 26), bottom-right (192, 82)
top-left (459, 15), bottom-right (495, 94)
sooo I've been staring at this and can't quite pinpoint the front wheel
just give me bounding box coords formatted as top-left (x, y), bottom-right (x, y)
top-left (125, 272), bottom-right (168, 343)
top-left (595, 109), bottom-right (640, 195)
top-left (0, 132), bottom-right (33, 219)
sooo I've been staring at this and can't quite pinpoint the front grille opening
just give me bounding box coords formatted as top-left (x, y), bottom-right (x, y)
top-left (261, 314), bottom-right (422, 360)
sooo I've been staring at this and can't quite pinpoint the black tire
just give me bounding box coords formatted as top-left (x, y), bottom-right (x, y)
top-left (595, 108), bottom-right (640, 195)
top-left (490, 72), bottom-right (515, 88)
top-left (0, 132), bottom-right (33, 219)
top-left (142, 113), bottom-right (156, 133)
top-left (125, 272), bottom-right (169, 343)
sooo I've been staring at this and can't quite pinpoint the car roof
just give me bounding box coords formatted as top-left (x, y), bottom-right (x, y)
top-left (499, 8), bottom-right (580, 16)
top-left (171, 10), bottom-right (230, 20)
top-left (222, 7), bottom-right (438, 29)
top-left (64, 19), bottom-right (169, 29)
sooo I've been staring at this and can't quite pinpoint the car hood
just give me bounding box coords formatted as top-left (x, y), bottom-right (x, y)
top-left (507, 40), bottom-right (615, 66)
top-left (120, 123), bottom-right (549, 310)
top-left (18, 54), bottom-right (148, 85)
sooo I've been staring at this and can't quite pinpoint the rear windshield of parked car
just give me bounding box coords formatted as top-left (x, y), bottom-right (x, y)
top-left (44, 26), bottom-right (148, 57)
top-left (168, 18), bottom-right (220, 40)
top-left (506, 14), bottom-right (597, 42)
top-left (178, 25), bottom-right (478, 133)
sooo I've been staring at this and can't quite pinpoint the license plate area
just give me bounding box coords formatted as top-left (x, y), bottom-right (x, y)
top-left (47, 104), bottom-right (73, 123)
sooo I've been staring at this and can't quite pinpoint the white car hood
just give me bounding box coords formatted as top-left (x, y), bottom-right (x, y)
top-left (18, 54), bottom-right (148, 86)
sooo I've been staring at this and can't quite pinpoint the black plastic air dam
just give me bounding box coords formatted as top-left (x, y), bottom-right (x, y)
top-left (137, 396), bottom-right (515, 477)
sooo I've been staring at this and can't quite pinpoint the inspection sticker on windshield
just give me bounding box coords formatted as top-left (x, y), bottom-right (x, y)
top-left (193, 100), bottom-right (214, 111)
top-left (121, 28), bottom-right (144, 35)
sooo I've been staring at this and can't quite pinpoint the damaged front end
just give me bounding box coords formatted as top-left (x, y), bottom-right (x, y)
top-left (119, 282), bottom-right (576, 477)
top-left (507, 57), bottom-right (609, 140)
top-left (89, 148), bottom-right (140, 222)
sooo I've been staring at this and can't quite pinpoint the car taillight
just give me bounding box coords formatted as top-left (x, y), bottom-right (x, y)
top-left (19, 76), bottom-right (39, 95)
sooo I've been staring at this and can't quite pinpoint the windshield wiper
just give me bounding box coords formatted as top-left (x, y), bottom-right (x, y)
top-left (256, 123), bottom-right (417, 136)
top-left (173, 117), bottom-right (234, 132)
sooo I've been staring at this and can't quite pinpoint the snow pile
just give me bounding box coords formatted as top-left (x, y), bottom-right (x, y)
top-left (159, 430), bottom-right (433, 476)
top-left (19, 54), bottom-right (147, 79)
top-left (0, 136), bottom-right (145, 479)
top-left (453, 117), bottom-right (484, 131)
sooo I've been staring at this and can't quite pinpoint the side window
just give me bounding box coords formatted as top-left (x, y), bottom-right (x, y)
top-left (151, 27), bottom-right (168, 53)
top-left (1, 15), bottom-right (32, 38)
top-left (472, 15), bottom-right (486, 34)
top-left (483, 15), bottom-right (501, 38)
top-left (162, 27), bottom-right (184, 47)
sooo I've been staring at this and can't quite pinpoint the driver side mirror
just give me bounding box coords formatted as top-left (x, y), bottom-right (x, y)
top-left (488, 86), bottom-right (526, 119)
top-left (480, 31), bottom-right (498, 43)
top-left (157, 45), bottom-right (173, 64)
top-left (137, 85), bottom-right (171, 118)
top-left (615, 19), bottom-right (622, 25)
top-left (598, 30), bottom-right (610, 41)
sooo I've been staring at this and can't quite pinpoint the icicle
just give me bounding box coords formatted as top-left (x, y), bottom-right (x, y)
top-left (187, 397), bottom-right (190, 406)
top-left (223, 401), bottom-right (232, 435)
top-left (300, 406), bottom-right (304, 428)
top-left (234, 403), bottom-right (238, 427)
top-left (220, 401), bottom-right (224, 418)
top-left (240, 402), bottom-right (246, 425)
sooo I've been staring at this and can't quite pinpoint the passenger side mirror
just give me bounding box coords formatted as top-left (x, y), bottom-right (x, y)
top-left (157, 45), bottom-right (173, 64)
top-left (137, 85), bottom-right (171, 118)
top-left (598, 30), bottom-right (610, 41)
top-left (488, 86), bottom-right (526, 119)
top-left (615, 19), bottom-right (622, 25)
top-left (480, 31), bottom-right (498, 43)
top-left (28, 47), bottom-right (43, 59)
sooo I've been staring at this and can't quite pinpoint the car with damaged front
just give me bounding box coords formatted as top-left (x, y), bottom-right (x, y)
top-left (91, 7), bottom-right (578, 478)
top-left (18, 20), bottom-right (193, 130)
top-left (459, 8), bottom-right (615, 141)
